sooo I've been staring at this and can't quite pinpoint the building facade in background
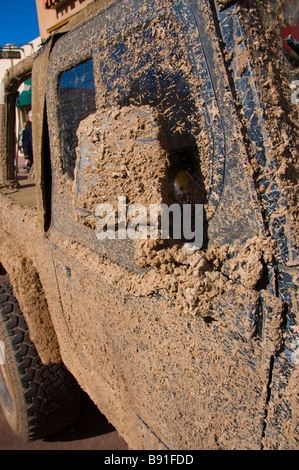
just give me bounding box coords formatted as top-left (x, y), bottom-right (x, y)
top-left (1, 0), bottom-right (99, 184)
top-left (0, 39), bottom-right (41, 168)
top-left (0, 39), bottom-right (41, 83)
top-left (35, 0), bottom-right (95, 39)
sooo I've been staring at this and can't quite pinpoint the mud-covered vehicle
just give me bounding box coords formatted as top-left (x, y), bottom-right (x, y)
top-left (0, 0), bottom-right (298, 450)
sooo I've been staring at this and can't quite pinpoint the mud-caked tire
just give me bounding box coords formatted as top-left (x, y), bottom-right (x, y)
top-left (0, 280), bottom-right (81, 442)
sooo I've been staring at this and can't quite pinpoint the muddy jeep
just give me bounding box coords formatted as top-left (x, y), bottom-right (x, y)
top-left (0, 0), bottom-right (298, 450)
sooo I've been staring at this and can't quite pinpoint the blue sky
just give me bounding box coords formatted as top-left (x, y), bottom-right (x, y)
top-left (0, 1), bottom-right (40, 47)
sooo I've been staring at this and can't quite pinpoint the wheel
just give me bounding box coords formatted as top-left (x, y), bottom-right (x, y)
top-left (0, 280), bottom-right (81, 442)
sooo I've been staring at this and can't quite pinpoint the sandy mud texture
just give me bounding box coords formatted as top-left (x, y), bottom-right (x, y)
top-left (0, 0), bottom-right (298, 451)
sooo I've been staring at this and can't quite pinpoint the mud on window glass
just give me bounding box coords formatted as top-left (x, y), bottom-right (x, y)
top-left (99, 17), bottom-right (208, 204)
top-left (100, 18), bottom-right (201, 150)
top-left (58, 59), bottom-right (96, 179)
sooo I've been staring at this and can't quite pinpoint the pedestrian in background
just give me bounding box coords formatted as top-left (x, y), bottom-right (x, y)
top-left (23, 110), bottom-right (33, 171)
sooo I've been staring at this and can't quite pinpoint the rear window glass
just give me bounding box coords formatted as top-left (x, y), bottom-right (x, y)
top-left (58, 59), bottom-right (96, 178)
top-left (100, 18), bottom-right (201, 151)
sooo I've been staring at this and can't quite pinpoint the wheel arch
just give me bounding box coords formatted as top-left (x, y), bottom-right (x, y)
top-left (0, 253), bottom-right (61, 365)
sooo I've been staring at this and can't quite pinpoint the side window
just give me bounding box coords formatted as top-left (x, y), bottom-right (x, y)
top-left (100, 22), bottom-right (201, 151)
top-left (58, 59), bottom-right (96, 179)
top-left (98, 19), bottom-right (208, 206)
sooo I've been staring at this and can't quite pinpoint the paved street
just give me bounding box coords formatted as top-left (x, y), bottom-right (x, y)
top-left (0, 391), bottom-right (128, 450)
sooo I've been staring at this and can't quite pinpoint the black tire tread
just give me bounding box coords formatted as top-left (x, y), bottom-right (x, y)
top-left (0, 280), bottom-right (81, 441)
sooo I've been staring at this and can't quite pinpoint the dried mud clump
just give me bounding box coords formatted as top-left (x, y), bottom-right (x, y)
top-left (74, 106), bottom-right (168, 229)
top-left (134, 235), bottom-right (274, 319)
